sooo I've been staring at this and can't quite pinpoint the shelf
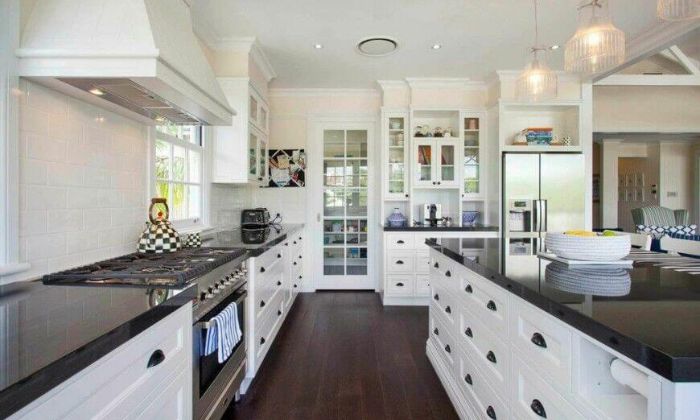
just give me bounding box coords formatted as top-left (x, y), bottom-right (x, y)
top-left (501, 145), bottom-right (582, 153)
top-left (463, 129), bottom-right (480, 133)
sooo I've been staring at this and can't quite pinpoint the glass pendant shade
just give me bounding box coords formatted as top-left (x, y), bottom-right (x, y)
top-left (565, 0), bottom-right (625, 74)
top-left (516, 55), bottom-right (558, 102)
top-left (658, 0), bottom-right (700, 21)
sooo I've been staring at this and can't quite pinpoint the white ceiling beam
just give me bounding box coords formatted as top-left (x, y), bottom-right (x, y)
top-left (589, 20), bottom-right (700, 83)
top-left (594, 74), bottom-right (700, 86)
top-left (668, 45), bottom-right (700, 75)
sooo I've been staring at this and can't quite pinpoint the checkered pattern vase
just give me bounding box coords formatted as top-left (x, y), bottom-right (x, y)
top-left (137, 221), bottom-right (182, 253)
top-left (183, 233), bottom-right (202, 248)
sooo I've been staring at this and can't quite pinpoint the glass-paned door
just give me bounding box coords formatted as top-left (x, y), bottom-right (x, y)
top-left (464, 117), bottom-right (480, 195)
top-left (248, 129), bottom-right (257, 179)
top-left (322, 129), bottom-right (369, 278)
top-left (414, 140), bottom-right (434, 187)
top-left (438, 143), bottom-right (456, 183)
top-left (386, 116), bottom-right (407, 198)
top-left (257, 135), bottom-right (267, 182)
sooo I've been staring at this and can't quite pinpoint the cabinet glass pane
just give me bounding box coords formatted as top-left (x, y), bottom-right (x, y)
top-left (346, 160), bottom-right (368, 187)
top-left (440, 145), bottom-right (455, 181)
top-left (249, 96), bottom-right (258, 121)
top-left (389, 148), bottom-right (404, 164)
top-left (324, 219), bottom-right (345, 245)
top-left (260, 107), bottom-right (268, 129)
top-left (324, 130), bottom-right (345, 158)
top-left (463, 117), bottom-right (480, 194)
top-left (417, 145), bottom-right (432, 181)
top-left (324, 248), bottom-right (344, 275)
top-left (258, 141), bottom-right (266, 179)
top-left (324, 188), bottom-right (345, 216)
top-left (324, 160), bottom-right (345, 186)
top-left (346, 248), bottom-right (367, 275)
top-left (345, 189), bottom-right (367, 217)
top-left (345, 219), bottom-right (367, 245)
top-left (347, 130), bottom-right (368, 158)
top-left (248, 133), bottom-right (257, 176)
top-left (465, 133), bottom-right (479, 147)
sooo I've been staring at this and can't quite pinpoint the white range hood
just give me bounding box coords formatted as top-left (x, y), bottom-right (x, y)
top-left (17, 0), bottom-right (234, 125)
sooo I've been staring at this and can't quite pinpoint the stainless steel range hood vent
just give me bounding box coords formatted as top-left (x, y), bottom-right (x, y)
top-left (18, 0), bottom-right (234, 126)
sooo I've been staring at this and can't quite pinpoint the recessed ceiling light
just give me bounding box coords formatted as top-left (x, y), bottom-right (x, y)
top-left (432, 43), bottom-right (442, 50)
top-left (550, 45), bottom-right (560, 50)
top-left (313, 43), bottom-right (323, 49)
top-left (89, 88), bottom-right (104, 96)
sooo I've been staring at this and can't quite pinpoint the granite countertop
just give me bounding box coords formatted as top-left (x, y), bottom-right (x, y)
top-left (203, 223), bottom-right (305, 256)
top-left (426, 237), bottom-right (700, 382)
top-left (384, 224), bottom-right (498, 232)
top-left (0, 280), bottom-right (196, 418)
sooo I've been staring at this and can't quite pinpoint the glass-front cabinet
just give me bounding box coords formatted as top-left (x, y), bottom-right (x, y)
top-left (384, 114), bottom-right (409, 199)
top-left (248, 127), bottom-right (267, 183)
top-left (462, 115), bottom-right (482, 197)
top-left (412, 138), bottom-right (460, 188)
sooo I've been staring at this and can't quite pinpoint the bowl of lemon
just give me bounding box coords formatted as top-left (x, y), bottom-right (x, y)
top-left (545, 230), bottom-right (631, 262)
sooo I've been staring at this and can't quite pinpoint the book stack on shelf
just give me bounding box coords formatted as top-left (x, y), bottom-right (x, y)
top-left (517, 127), bottom-right (553, 145)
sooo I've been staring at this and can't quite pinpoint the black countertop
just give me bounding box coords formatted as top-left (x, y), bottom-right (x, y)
top-left (384, 225), bottom-right (498, 232)
top-left (0, 280), bottom-right (196, 418)
top-left (203, 224), bottom-right (305, 256)
top-left (426, 238), bottom-right (700, 382)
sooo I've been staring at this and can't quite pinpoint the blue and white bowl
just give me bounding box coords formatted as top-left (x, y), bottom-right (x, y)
top-left (462, 211), bottom-right (479, 226)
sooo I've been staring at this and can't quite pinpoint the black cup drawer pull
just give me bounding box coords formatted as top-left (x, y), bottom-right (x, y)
top-left (465, 327), bottom-right (473, 338)
top-left (434, 293), bottom-right (440, 301)
top-left (277, 281), bottom-right (282, 286)
top-left (397, 240), bottom-right (405, 244)
top-left (260, 267), bottom-right (266, 273)
top-left (445, 305), bottom-right (452, 314)
top-left (396, 282), bottom-right (404, 287)
top-left (464, 374), bottom-right (472, 385)
top-left (396, 260), bottom-right (404, 265)
top-left (260, 337), bottom-right (266, 345)
top-left (434, 262), bottom-right (439, 269)
top-left (277, 253), bottom-right (282, 258)
top-left (486, 350), bottom-right (497, 364)
top-left (486, 406), bottom-right (497, 419)
top-left (260, 300), bottom-right (266, 307)
top-left (530, 399), bottom-right (547, 418)
top-left (147, 349), bottom-right (165, 369)
top-left (444, 344), bottom-right (451, 354)
top-left (465, 284), bottom-right (473, 294)
top-left (433, 327), bottom-right (439, 336)
top-left (445, 270), bottom-right (451, 277)
top-left (487, 300), bottom-right (497, 311)
top-left (277, 310), bottom-right (282, 316)
top-left (531, 332), bottom-right (547, 348)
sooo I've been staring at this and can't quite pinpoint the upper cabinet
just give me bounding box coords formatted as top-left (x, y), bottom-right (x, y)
top-left (412, 138), bottom-right (460, 188)
top-left (212, 79), bottom-right (269, 184)
top-left (383, 113), bottom-right (409, 200)
top-left (462, 114), bottom-right (485, 198)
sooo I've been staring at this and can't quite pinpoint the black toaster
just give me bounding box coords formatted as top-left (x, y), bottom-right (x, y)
top-left (241, 208), bottom-right (270, 227)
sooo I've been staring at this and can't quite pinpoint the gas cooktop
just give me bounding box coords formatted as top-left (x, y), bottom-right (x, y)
top-left (42, 248), bottom-right (248, 288)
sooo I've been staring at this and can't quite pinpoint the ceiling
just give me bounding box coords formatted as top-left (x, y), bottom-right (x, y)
top-left (192, 0), bottom-right (662, 88)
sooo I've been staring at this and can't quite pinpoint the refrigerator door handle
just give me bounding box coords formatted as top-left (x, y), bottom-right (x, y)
top-left (540, 200), bottom-right (548, 232)
top-left (533, 200), bottom-right (541, 233)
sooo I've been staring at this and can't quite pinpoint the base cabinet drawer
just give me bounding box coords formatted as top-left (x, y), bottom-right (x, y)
top-left (386, 275), bottom-right (415, 296)
top-left (429, 310), bottom-right (456, 369)
top-left (416, 253), bottom-right (431, 274)
top-left (458, 306), bottom-right (509, 393)
top-left (415, 274), bottom-right (430, 296)
top-left (387, 251), bottom-right (415, 273)
top-left (512, 356), bottom-right (585, 420)
top-left (456, 348), bottom-right (509, 420)
top-left (457, 271), bottom-right (509, 336)
top-left (386, 233), bottom-right (415, 249)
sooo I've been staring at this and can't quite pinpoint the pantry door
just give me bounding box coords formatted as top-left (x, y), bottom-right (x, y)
top-left (310, 120), bottom-right (375, 290)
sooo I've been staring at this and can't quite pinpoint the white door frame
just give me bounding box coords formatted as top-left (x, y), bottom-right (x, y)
top-left (307, 114), bottom-right (378, 291)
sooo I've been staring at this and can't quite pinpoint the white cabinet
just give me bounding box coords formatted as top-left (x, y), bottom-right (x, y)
top-left (212, 78), bottom-right (269, 184)
top-left (383, 113), bottom-right (410, 200)
top-left (10, 304), bottom-right (192, 420)
top-left (412, 138), bottom-right (460, 188)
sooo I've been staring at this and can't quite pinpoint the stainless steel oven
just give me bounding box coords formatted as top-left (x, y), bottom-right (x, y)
top-left (193, 278), bottom-right (247, 420)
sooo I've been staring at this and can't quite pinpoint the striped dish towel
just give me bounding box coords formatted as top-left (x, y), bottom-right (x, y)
top-left (204, 302), bottom-right (243, 363)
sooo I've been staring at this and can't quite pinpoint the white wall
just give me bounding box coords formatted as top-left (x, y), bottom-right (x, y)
top-left (210, 183), bottom-right (254, 228)
top-left (659, 142), bottom-right (695, 221)
top-left (2, 80), bottom-right (149, 284)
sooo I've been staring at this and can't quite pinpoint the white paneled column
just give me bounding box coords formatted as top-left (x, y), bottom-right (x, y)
top-left (600, 140), bottom-right (623, 229)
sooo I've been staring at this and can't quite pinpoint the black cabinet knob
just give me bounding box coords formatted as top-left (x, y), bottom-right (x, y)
top-left (293, 262), bottom-right (298, 266)
top-left (298, 275), bottom-right (302, 279)
top-left (434, 293), bottom-right (440, 301)
top-left (486, 406), bottom-right (497, 419)
top-left (396, 260), bottom-right (404, 265)
top-left (260, 337), bottom-right (266, 345)
top-left (487, 300), bottom-right (497, 311)
top-left (396, 282), bottom-right (404, 287)
top-left (294, 284), bottom-right (298, 288)
top-left (445, 305), bottom-right (451, 314)
top-left (531, 332), bottom-right (547, 348)
top-left (530, 399), bottom-right (547, 418)
top-left (285, 242), bottom-right (289, 246)
top-left (437, 181), bottom-right (441, 185)
top-left (397, 240), bottom-right (405, 244)
top-left (405, 194), bottom-right (409, 198)
top-left (293, 241), bottom-right (297, 244)
top-left (464, 374), bottom-right (472, 385)
top-left (486, 351), bottom-right (497, 364)
top-left (465, 284), bottom-right (473, 294)
top-left (258, 177), bottom-right (263, 181)
top-left (444, 344), bottom-right (451, 354)
top-left (299, 255), bottom-right (302, 259)
top-left (445, 270), bottom-right (451, 277)
top-left (433, 328), bottom-right (439, 336)
top-left (147, 349), bottom-right (165, 368)
top-left (260, 300), bottom-right (266, 307)
top-left (465, 327), bottom-right (473, 338)
top-left (260, 267), bottom-right (266, 273)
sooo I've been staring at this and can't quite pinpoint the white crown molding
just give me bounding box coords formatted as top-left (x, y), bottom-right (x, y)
top-left (197, 33), bottom-right (277, 83)
top-left (269, 88), bottom-right (380, 98)
top-left (595, 74), bottom-right (700, 86)
top-left (405, 77), bottom-right (486, 90)
top-left (377, 80), bottom-right (409, 90)
top-left (249, 42), bottom-right (277, 82)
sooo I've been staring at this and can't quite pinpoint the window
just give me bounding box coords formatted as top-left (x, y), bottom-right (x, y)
top-left (153, 124), bottom-right (204, 229)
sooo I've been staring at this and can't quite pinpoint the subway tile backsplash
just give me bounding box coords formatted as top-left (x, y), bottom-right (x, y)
top-left (4, 80), bottom-right (149, 284)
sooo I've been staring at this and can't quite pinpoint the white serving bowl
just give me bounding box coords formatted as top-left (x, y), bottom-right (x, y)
top-left (545, 232), bottom-right (631, 261)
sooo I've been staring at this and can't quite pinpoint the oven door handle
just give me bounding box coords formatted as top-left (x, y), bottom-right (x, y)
top-left (197, 290), bottom-right (247, 330)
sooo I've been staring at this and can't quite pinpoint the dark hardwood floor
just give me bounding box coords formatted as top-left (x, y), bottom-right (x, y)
top-left (224, 292), bottom-right (458, 420)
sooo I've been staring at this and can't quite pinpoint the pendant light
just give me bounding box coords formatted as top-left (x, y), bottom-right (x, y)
top-left (658, 0), bottom-right (700, 21)
top-left (516, 0), bottom-right (558, 102)
top-left (565, 0), bottom-right (625, 75)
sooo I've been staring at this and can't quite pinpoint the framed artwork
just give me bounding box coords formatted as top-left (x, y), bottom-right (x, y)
top-left (625, 173), bottom-right (634, 187)
top-left (268, 149), bottom-right (306, 187)
top-left (635, 172), bottom-right (645, 187)
top-left (634, 187), bottom-right (645, 202)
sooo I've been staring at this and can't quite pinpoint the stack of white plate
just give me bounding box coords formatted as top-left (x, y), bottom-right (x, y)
top-left (545, 263), bottom-right (631, 297)
top-left (545, 232), bottom-right (631, 262)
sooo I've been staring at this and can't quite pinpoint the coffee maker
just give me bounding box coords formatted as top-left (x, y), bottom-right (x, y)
top-left (420, 204), bottom-right (442, 227)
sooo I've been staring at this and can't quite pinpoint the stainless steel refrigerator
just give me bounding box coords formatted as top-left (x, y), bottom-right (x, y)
top-left (502, 153), bottom-right (585, 282)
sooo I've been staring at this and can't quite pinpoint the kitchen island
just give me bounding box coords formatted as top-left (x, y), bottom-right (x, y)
top-left (426, 237), bottom-right (700, 420)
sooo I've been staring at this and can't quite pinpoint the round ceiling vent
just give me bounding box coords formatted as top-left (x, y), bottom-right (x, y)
top-left (356, 37), bottom-right (398, 57)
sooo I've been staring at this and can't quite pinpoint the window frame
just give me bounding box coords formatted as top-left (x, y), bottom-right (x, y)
top-left (150, 125), bottom-right (210, 233)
